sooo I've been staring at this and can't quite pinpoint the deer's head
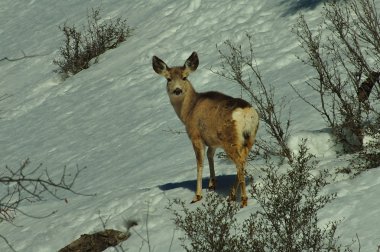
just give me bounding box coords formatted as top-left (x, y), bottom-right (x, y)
top-left (152, 52), bottom-right (199, 101)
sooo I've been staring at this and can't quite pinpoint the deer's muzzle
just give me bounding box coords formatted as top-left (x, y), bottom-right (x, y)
top-left (173, 88), bottom-right (183, 95)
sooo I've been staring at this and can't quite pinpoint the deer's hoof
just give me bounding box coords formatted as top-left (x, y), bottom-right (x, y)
top-left (191, 195), bottom-right (202, 203)
top-left (228, 193), bottom-right (236, 202)
top-left (208, 179), bottom-right (216, 191)
top-left (240, 197), bottom-right (248, 208)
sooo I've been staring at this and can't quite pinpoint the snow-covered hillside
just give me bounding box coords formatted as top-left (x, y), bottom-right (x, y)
top-left (0, 0), bottom-right (379, 251)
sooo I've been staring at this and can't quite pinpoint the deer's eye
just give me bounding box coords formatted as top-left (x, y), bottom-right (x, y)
top-left (166, 78), bottom-right (172, 82)
top-left (182, 77), bottom-right (187, 81)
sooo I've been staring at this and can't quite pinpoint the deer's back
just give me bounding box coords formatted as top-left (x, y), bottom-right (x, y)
top-left (186, 91), bottom-right (253, 148)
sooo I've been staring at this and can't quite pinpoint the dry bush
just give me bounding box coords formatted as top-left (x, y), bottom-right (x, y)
top-left (170, 141), bottom-right (355, 252)
top-left (213, 34), bottom-right (293, 162)
top-left (344, 133), bottom-right (380, 175)
top-left (244, 140), bottom-right (345, 251)
top-left (292, 0), bottom-right (380, 153)
top-left (0, 159), bottom-right (90, 251)
top-left (54, 7), bottom-right (133, 77)
top-left (169, 193), bottom-right (242, 252)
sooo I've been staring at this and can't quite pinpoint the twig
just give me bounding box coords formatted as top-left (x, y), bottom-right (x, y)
top-left (131, 201), bottom-right (153, 252)
top-left (0, 159), bottom-right (93, 251)
top-left (162, 127), bottom-right (186, 135)
top-left (0, 50), bottom-right (49, 62)
top-left (168, 228), bottom-right (176, 252)
top-left (132, 227), bottom-right (149, 244)
top-left (0, 234), bottom-right (16, 252)
top-left (145, 202), bottom-right (152, 252)
top-left (98, 210), bottom-right (111, 229)
top-left (356, 233), bottom-right (361, 252)
top-left (0, 94), bottom-right (12, 102)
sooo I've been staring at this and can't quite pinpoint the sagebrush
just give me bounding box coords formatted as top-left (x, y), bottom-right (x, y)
top-left (170, 141), bottom-right (354, 252)
top-left (54, 8), bottom-right (133, 77)
top-left (213, 34), bottom-right (293, 162)
top-left (0, 159), bottom-right (88, 251)
top-left (292, 0), bottom-right (380, 153)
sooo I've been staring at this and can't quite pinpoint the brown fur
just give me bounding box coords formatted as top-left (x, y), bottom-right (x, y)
top-left (152, 52), bottom-right (259, 207)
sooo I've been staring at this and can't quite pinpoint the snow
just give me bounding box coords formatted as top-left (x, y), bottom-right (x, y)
top-left (0, 0), bottom-right (379, 251)
top-left (287, 129), bottom-right (344, 158)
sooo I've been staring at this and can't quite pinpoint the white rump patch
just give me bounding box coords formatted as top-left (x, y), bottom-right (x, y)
top-left (232, 108), bottom-right (259, 144)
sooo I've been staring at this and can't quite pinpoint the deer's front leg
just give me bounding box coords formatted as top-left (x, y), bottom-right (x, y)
top-left (191, 138), bottom-right (205, 203)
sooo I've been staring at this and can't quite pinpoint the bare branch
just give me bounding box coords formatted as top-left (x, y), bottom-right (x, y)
top-left (0, 234), bottom-right (16, 252)
top-left (0, 159), bottom-right (94, 222)
top-left (98, 210), bottom-right (112, 230)
top-left (292, 0), bottom-right (380, 153)
top-left (0, 159), bottom-right (93, 250)
top-left (0, 94), bottom-right (12, 102)
top-left (0, 50), bottom-right (49, 62)
top-left (162, 127), bottom-right (186, 135)
top-left (212, 34), bottom-right (293, 161)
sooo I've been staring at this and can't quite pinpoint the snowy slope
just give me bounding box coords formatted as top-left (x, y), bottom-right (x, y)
top-left (0, 0), bottom-right (379, 251)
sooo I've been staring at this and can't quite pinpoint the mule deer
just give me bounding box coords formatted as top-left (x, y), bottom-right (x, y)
top-left (152, 52), bottom-right (259, 207)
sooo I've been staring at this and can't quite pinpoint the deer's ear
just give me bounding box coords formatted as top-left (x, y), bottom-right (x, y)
top-left (184, 52), bottom-right (199, 73)
top-left (152, 56), bottom-right (170, 78)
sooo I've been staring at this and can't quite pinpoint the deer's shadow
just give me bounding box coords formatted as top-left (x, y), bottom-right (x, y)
top-left (159, 174), bottom-right (250, 198)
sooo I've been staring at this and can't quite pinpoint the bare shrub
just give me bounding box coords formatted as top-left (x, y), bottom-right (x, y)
top-left (345, 133), bottom-right (380, 175)
top-left (170, 140), bottom-right (354, 251)
top-left (243, 140), bottom-right (346, 251)
top-left (54, 7), bottom-right (133, 77)
top-left (212, 34), bottom-right (293, 162)
top-left (170, 193), bottom-right (242, 252)
top-left (292, 0), bottom-right (380, 153)
top-left (0, 159), bottom-right (90, 251)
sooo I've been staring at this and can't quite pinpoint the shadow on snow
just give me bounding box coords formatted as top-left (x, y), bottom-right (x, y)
top-left (159, 174), bottom-right (251, 198)
top-left (280, 0), bottom-right (327, 16)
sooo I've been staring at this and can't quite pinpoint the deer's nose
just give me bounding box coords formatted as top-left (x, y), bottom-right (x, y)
top-left (173, 88), bottom-right (183, 95)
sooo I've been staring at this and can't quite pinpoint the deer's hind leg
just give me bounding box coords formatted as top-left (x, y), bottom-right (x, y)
top-left (226, 145), bottom-right (249, 207)
top-left (206, 147), bottom-right (216, 190)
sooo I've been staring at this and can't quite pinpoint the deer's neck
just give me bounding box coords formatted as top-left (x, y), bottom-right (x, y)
top-left (170, 84), bottom-right (198, 125)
